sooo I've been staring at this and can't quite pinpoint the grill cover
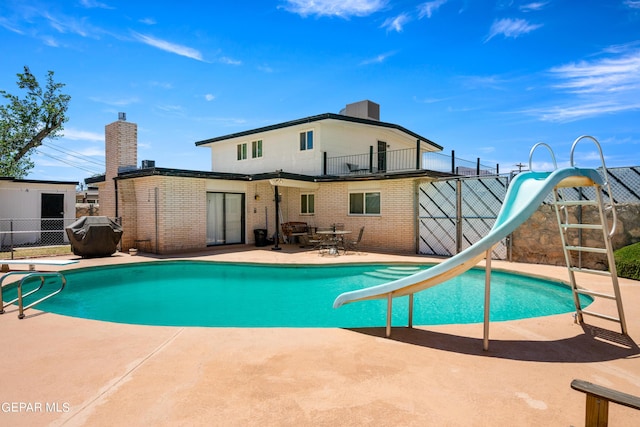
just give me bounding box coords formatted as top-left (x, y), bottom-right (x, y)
top-left (66, 216), bottom-right (123, 258)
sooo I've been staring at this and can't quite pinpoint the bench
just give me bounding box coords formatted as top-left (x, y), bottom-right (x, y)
top-left (571, 379), bottom-right (640, 426)
top-left (0, 259), bottom-right (79, 271)
top-left (134, 239), bottom-right (152, 252)
top-left (281, 222), bottom-right (309, 244)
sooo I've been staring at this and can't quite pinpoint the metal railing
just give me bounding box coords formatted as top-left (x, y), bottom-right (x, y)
top-left (0, 271), bottom-right (67, 318)
top-left (325, 148), bottom-right (498, 176)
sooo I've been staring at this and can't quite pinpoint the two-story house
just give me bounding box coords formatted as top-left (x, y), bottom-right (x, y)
top-left (96, 101), bottom-right (451, 254)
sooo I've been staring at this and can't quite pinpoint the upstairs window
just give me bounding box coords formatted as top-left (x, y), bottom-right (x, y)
top-left (301, 193), bottom-right (315, 214)
top-left (349, 192), bottom-right (380, 215)
top-left (237, 143), bottom-right (247, 160)
top-left (252, 140), bottom-right (263, 158)
top-left (299, 130), bottom-right (313, 151)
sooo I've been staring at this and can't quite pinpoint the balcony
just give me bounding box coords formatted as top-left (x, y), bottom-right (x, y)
top-left (323, 148), bottom-right (498, 177)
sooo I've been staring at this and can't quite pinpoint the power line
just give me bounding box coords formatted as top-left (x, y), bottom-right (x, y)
top-left (42, 142), bottom-right (105, 167)
top-left (35, 149), bottom-right (103, 175)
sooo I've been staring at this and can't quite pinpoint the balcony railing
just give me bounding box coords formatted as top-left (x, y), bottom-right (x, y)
top-left (324, 148), bottom-right (498, 177)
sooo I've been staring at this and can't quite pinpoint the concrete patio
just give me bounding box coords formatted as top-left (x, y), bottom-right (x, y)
top-left (1, 246), bottom-right (639, 426)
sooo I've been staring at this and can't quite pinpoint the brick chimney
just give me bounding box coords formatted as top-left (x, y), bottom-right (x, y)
top-left (101, 113), bottom-right (137, 218)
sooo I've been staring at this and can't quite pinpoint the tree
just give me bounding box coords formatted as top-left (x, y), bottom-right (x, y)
top-left (0, 66), bottom-right (71, 178)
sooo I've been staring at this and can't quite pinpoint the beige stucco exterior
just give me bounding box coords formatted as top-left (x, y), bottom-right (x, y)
top-left (199, 116), bottom-right (440, 176)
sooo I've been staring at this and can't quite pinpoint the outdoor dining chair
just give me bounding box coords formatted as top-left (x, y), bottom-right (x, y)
top-left (344, 226), bottom-right (365, 254)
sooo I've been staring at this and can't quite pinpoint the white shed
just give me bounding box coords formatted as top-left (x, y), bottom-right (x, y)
top-left (0, 178), bottom-right (77, 247)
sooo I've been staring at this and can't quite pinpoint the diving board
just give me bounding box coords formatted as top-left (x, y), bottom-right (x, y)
top-left (1, 259), bottom-right (78, 271)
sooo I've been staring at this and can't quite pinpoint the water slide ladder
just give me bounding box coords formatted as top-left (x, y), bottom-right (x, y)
top-left (534, 136), bottom-right (627, 335)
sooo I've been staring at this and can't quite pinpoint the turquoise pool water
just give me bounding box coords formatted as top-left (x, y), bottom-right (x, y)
top-left (4, 261), bottom-right (591, 327)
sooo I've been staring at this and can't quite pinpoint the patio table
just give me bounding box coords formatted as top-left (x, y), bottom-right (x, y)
top-left (316, 230), bottom-right (352, 255)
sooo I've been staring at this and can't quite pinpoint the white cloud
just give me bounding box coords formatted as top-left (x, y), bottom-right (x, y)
top-left (624, 0), bottom-right (640, 9)
top-left (0, 17), bottom-right (25, 34)
top-left (381, 14), bottom-right (410, 32)
top-left (132, 32), bottom-right (204, 61)
top-left (519, 2), bottom-right (549, 12)
top-left (139, 18), bottom-right (157, 25)
top-left (360, 51), bottom-right (396, 65)
top-left (62, 128), bottom-right (104, 142)
top-left (42, 11), bottom-right (103, 38)
top-left (550, 50), bottom-right (640, 94)
top-left (219, 56), bottom-right (242, 65)
top-left (79, 0), bottom-right (114, 9)
top-left (417, 0), bottom-right (448, 19)
top-left (282, 0), bottom-right (387, 18)
top-left (525, 48), bottom-right (640, 122)
top-left (89, 96), bottom-right (140, 106)
top-left (528, 101), bottom-right (640, 123)
top-left (149, 81), bottom-right (173, 89)
top-left (205, 94), bottom-right (215, 101)
top-left (42, 36), bottom-right (59, 47)
top-left (485, 18), bottom-right (542, 42)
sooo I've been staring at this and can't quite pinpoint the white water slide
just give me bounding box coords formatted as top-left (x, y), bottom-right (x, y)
top-left (334, 138), bottom-right (626, 350)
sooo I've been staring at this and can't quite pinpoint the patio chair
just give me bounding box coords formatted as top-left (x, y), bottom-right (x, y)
top-left (344, 226), bottom-right (365, 254)
top-left (347, 163), bottom-right (368, 173)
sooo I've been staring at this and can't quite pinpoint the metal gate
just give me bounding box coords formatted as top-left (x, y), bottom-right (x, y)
top-left (418, 175), bottom-right (509, 259)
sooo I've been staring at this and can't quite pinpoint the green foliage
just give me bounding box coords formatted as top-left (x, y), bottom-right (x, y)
top-left (0, 66), bottom-right (71, 178)
top-left (614, 242), bottom-right (640, 281)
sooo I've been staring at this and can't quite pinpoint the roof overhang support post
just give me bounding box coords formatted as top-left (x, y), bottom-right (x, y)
top-left (416, 140), bottom-right (421, 170)
top-left (272, 185), bottom-right (281, 251)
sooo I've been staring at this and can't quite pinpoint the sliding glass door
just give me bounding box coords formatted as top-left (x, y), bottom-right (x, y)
top-left (206, 192), bottom-right (245, 245)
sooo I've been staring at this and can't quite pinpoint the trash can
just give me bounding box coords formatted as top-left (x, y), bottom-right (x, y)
top-left (254, 229), bottom-right (268, 247)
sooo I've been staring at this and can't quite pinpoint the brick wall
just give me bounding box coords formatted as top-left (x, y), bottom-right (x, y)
top-left (117, 175), bottom-right (207, 254)
top-left (276, 178), bottom-right (417, 253)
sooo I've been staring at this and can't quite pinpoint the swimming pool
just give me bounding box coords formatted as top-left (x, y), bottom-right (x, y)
top-left (4, 261), bottom-right (591, 327)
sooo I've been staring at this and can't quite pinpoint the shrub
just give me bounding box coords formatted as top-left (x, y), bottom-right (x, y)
top-left (614, 242), bottom-right (640, 281)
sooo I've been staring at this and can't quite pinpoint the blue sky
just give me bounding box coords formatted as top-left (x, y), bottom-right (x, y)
top-left (1, 0), bottom-right (640, 184)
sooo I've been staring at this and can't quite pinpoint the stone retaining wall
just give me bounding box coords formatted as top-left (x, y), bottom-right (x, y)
top-left (511, 203), bottom-right (640, 270)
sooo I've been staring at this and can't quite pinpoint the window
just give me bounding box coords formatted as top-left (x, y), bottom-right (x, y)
top-left (301, 193), bottom-right (315, 214)
top-left (299, 130), bottom-right (313, 151)
top-left (251, 140), bottom-right (262, 158)
top-left (237, 143), bottom-right (247, 160)
top-left (349, 192), bottom-right (380, 215)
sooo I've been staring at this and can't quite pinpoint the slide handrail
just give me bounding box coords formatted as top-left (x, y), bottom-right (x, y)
top-left (570, 135), bottom-right (617, 236)
top-left (528, 142), bottom-right (558, 172)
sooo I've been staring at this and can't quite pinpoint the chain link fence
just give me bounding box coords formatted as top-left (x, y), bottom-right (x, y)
top-left (0, 218), bottom-right (77, 258)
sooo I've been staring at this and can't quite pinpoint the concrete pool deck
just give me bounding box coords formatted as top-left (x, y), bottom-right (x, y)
top-left (1, 246), bottom-right (639, 426)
